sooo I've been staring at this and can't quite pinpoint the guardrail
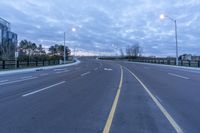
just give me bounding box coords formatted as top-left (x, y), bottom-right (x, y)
top-left (0, 60), bottom-right (61, 70)
top-left (133, 58), bottom-right (200, 68)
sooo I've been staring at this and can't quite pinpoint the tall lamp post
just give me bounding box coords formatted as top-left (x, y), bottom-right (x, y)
top-left (63, 27), bottom-right (76, 64)
top-left (160, 14), bottom-right (179, 66)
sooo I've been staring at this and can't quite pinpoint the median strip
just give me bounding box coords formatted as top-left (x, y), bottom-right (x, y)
top-left (124, 66), bottom-right (183, 133)
top-left (103, 65), bottom-right (123, 133)
top-left (22, 81), bottom-right (66, 97)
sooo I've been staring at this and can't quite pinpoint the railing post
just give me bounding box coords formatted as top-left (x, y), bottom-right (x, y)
top-left (27, 60), bottom-right (30, 67)
top-left (198, 61), bottom-right (200, 68)
top-left (189, 60), bottom-right (191, 67)
top-left (2, 60), bottom-right (5, 69)
top-left (181, 60), bottom-right (183, 66)
top-left (48, 60), bottom-right (50, 65)
top-left (43, 60), bottom-right (45, 66)
top-left (17, 60), bottom-right (19, 68)
top-left (36, 61), bottom-right (38, 66)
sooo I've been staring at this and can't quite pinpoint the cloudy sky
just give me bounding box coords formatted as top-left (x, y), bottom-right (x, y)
top-left (0, 0), bottom-right (200, 56)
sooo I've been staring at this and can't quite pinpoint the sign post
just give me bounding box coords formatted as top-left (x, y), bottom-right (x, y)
top-left (15, 52), bottom-right (19, 69)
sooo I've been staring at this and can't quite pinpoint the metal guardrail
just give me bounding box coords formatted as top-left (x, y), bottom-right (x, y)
top-left (133, 59), bottom-right (200, 68)
top-left (0, 60), bottom-right (60, 70)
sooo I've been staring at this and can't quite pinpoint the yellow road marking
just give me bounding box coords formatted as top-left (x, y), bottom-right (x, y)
top-left (124, 66), bottom-right (183, 133)
top-left (103, 65), bottom-right (123, 133)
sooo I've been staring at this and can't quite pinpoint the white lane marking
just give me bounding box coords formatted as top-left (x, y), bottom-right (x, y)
top-left (0, 77), bottom-right (38, 86)
top-left (104, 68), bottom-right (113, 71)
top-left (40, 73), bottom-right (49, 76)
top-left (156, 95), bottom-right (162, 102)
top-left (124, 66), bottom-right (183, 133)
top-left (0, 79), bottom-right (8, 83)
top-left (103, 65), bottom-right (123, 133)
top-left (94, 68), bottom-right (98, 71)
top-left (20, 76), bottom-right (33, 79)
top-left (22, 81), bottom-right (66, 97)
top-left (168, 73), bottom-right (190, 80)
top-left (81, 71), bottom-right (91, 77)
top-left (54, 68), bottom-right (66, 71)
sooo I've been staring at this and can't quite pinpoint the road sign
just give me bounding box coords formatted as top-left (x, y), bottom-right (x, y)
top-left (15, 52), bottom-right (19, 58)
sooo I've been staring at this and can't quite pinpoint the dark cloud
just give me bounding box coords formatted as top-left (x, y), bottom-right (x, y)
top-left (0, 0), bottom-right (200, 56)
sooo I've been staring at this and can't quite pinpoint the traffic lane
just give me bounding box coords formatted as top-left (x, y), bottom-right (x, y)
top-left (0, 60), bottom-right (101, 102)
top-left (111, 67), bottom-right (175, 133)
top-left (0, 61), bottom-right (121, 133)
top-left (120, 62), bottom-right (200, 133)
top-left (128, 62), bottom-right (200, 82)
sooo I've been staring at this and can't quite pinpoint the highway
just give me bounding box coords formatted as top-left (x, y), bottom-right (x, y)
top-left (0, 58), bottom-right (199, 133)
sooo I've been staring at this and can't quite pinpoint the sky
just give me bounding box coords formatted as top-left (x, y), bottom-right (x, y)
top-left (0, 0), bottom-right (200, 56)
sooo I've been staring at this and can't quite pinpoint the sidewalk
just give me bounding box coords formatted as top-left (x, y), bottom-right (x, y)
top-left (0, 60), bottom-right (80, 76)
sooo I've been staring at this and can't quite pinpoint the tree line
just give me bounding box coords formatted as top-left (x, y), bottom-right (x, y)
top-left (17, 40), bottom-right (71, 61)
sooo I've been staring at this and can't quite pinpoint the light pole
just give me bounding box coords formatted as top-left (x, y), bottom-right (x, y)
top-left (63, 27), bottom-right (76, 64)
top-left (160, 14), bottom-right (179, 66)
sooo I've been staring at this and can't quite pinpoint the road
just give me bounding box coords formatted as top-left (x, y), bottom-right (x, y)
top-left (0, 58), bottom-right (199, 133)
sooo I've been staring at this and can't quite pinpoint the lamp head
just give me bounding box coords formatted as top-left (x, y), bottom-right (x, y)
top-left (160, 14), bottom-right (165, 20)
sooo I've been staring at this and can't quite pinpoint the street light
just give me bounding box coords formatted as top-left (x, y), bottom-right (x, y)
top-left (160, 14), bottom-right (179, 66)
top-left (64, 27), bottom-right (76, 64)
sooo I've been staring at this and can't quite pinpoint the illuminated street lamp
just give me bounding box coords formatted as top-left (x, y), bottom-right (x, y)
top-left (64, 27), bottom-right (76, 63)
top-left (160, 14), bottom-right (179, 66)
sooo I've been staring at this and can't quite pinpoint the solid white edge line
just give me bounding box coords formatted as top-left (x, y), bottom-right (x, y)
top-left (168, 73), bottom-right (190, 80)
top-left (0, 80), bottom-right (9, 83)
top-left (22, 81), bottom-right (66, 97)
top-left (0, 77), bottom-right (38, 86)
top-left (124, 66), bottom-right (184, 133)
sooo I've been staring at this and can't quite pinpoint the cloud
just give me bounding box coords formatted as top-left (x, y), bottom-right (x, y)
top-left (0, 0), bottom-right (200, 56)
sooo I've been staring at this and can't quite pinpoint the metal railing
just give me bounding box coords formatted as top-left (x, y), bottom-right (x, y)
top-left (133, 58), bottom-right (200, 68)
top-left (0, 60), bottom-right (60, 70)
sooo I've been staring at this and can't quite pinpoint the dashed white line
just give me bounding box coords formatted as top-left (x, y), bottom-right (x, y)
top-left (168, 73), bottom-right (190, 80)
top-left (124, 66), bottom-right (183, 133)
top-left (0, 80), bottom-right (9, 83)
top-left (0, 77), bottom-right (38, 86)
top-left (22, 81), bottom-right (66, 97)
top-left (81, 71), bottom-right (91, 77)
top-left (20, 76), bottom-right (33, 79)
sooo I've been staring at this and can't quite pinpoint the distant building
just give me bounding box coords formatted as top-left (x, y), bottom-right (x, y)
top-left (191, 56), bottom-right (200, 61)
top-left (0, 17), bottom-right (17, 60)
top-left (179, 54), bottom-right (200, 61)
top-left (179, 54), bottom-right (192, 61)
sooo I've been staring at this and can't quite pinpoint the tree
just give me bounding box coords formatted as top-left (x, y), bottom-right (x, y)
top-left (126, 42), bottom-right (142, 57)
top-left (48, 44), bottom-right (71, 60)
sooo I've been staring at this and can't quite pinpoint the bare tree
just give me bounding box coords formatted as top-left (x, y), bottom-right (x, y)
top-left (119, 48), bottom-right (124, 57)
top-left (126, 42), bottom-right (142, 57)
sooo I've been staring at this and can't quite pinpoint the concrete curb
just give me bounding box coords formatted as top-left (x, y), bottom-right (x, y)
top-left (0, 59), bottom-right (80, 76)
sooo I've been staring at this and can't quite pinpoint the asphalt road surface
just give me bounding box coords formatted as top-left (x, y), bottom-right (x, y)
top-left (0, 58), bottom-right (199, 133)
